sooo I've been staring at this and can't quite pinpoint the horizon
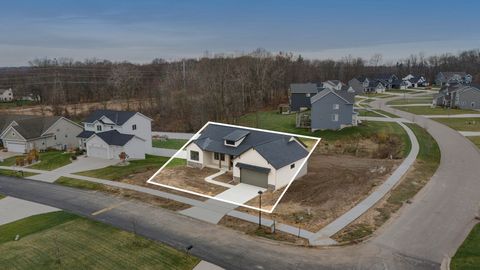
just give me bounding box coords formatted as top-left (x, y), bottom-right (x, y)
top-left (1, 0), bottom-right (480, 67)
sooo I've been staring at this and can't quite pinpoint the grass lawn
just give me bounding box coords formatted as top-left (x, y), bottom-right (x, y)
top-left (0, 156), bottom-right (18, 166)
top-left (55, 177), bottom-right (108, 191)
top-left (392, 106), bottom-right (480, 115)
top-left (387, 98), bottom-right (433, 105)
top-left (153, 139), bottom-right (189, 150)
top-left (357, 110), bottom-right (385, 117)
top-left (334, 123), bottom-right (441, 243)
top-left (0, 100), bottom-right (34, 109)
top-left (362, 93), bottom-right (392, 98)
top-left (28, 151), bottom-right (73, 171)
top-left (386, 89), bottom-right (419, 94)
top-left (0, 194), bottom-right (4, 199)
top-left (76, 154), bottom-right (169, 180)
top-left (238, 110), bottom-right (409, 148)
top-left (374, 110), bottom-right (399, 118)
top-left (451, 223), bottom-right (480, 270)
top-left (433, 118), bottom-right (480, 131)
top-left (0, 211), bottom-right (199, 269)
top-left (0, 169), bottom-right (37, 178)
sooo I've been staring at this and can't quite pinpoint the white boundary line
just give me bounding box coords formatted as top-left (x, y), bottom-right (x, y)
top-left (146, 121), bottom-right (321, 213)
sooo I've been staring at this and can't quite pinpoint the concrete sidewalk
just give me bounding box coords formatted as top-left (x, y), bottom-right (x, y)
top-left (421, 113), bottom-right (480, 118)
top-left (0, 196), bottom-right (58, 225)
top-left (459, 131), bottom-right (480, 137)
top-left (358, 116), bottom-right (412, 123)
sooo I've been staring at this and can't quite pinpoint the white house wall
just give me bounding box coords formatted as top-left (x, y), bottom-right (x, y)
top-left (185, 143), bottom-right (205, 167)
top-left (45, 118), bottom-right (83, 150)
top-left (121, 115), bottom-right (152, 153)
top-left (233, 148), bottom-right (276, 188)
top-left (274, 157), bottom-right (308, 188)
top-left (123, 137), bottom-right (146, 159)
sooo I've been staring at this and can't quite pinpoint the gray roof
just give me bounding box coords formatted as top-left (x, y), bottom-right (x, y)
top-left (440, 72), bottom-right (468, 80)
top-left (8, 116), bottom-right (62, 139)
top-left (348, 78), bottom-right (364, 92)
top-left (290, 83), bottom-right (322, 94)
top-left (192, 124), bottom-right (308, 169)
top-left (94, 130), bottom-right (135, 146)
top-left (0, 114), bottom-right (37, 134)
top-left (84, 110), bottom-right (137, 125)
top-left (77, 130), bottom-right (95, 139)
top-left (236, 162), bottom-right (271, 174)
top-left (223, 130), bottom-right (250, 141)
top-left (311, 88), bottom-right (352, 104)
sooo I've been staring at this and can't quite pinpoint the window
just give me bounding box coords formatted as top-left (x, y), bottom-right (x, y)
top-left (306, 93), bottom-right (311, 97)
top-left (12, 132), bottom-right (15, 137)
top-left (225, 140), bottom-right (235, 146)
top-left (132, 124), bottom-right (137, 130)
top-left (96, 125), bottom-right (102, 131)
top-left (65, 134), bottom-right (68, 138)
top-left (472, 102), bottom-right (476, 108)
top-left (333, 104), bottom-right (339, 110)
top-left (54, 135), bottom-right (57, 140)
top-left (214, 152), bottom-right (225, 161)
top-left (190, 151), bottom-right (199, 161)
top-left (290, 163), bottom-right (295, 169)
top-left (331, 114), bottom-right (339, 122)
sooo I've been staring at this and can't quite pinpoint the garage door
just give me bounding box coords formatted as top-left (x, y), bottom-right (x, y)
top-left (240, 168), bottom-right (268, 188)
top-left (88, 146), bottom-right (108, 159)
top-left (6, 141), bottom-right (26, 153)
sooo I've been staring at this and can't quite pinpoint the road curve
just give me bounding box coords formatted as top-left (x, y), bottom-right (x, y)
top-left (371, 97), bottom-right (480, 264)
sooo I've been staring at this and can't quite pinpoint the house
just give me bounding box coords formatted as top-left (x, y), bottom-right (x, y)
top-left (366, 80), bottom-right (386, 93)
top-left (0, 88), bottom-right (13, 102)
top-left (348, 78), bottom-right (365, 93)
top-left (77, 110), bottom-right (152, 160)
top-left (289, 83), bottom-right (323, 111)
top-left (435, 72), bottom-right (473, 86)
top-left (0, 115), bottom-right (82, 153)
top-left (310, 88), bottom-right (356, 131)
top-left (322, 80), bottom-right (343, 90)
top-left (356, 76), bottom-right (370, 89)
top-left (433, 84), bottom-right (480, 109)
top-left (185, 123), bottom-right (309, 190)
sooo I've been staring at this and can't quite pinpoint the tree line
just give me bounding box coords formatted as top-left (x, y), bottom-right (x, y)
top-left (0, 48), bottom-right (479, 131)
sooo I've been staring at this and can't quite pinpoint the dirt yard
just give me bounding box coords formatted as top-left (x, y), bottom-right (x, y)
top-left (150, 166), bottom-right (228, 196)
top-left (242, 153), bottom-right (401, 232)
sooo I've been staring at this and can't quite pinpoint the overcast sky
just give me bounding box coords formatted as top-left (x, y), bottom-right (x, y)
top-left (1, 0), bottom-right (479, 66)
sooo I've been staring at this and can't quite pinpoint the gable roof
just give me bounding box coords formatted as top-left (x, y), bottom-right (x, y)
top-left (0, 114), bottom-right (38, 134)
top-left (223, 130), bottom-right (250, 141)
top-left (84, 110), bottom-right (138, 125)
top-left (4, 116), bottom-right (62, 140)
top-left (192, 124), bottom-right (309, 169)
top-left (310, 88), bottom-right (352, 104)
top-left (77, 130), bottom-right (95, 139)
top-left (290, 83), bottom-right (322, 94)
top-left (92, 130), bottom-right (135, 146)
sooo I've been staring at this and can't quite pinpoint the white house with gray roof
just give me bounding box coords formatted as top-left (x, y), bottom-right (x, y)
top-left (0, 88), bottom-right (13, 102)
top-left (185, 123), bottom-right (309, 190)
top-left (0, 115), bottom-right (82, 153)
top-left (78, 110), bottom-right (152, 160)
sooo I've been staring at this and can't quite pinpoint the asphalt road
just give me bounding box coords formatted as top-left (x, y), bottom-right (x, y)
top-left (0, 94), bottom-right (478, 269)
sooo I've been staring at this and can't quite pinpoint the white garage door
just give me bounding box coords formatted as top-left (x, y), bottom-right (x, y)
top-left (88, 146), bottom-right (108, 159)
top-left (6, 141), bottom-right (26, 153)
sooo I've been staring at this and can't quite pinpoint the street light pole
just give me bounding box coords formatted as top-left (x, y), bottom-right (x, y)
top-left (258, 190), bottom-right (263, 228)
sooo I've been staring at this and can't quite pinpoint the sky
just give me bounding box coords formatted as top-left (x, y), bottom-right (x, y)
top-left (1, 0), bottom-right (479, 66)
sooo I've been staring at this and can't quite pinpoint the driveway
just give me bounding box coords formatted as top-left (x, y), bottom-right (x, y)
top-left (0, 196), bottom-right (58, 226)
top-left (0, 151), bottom-right (18, 162)
top-left (27, 156), bottom-right (118, 183)
top-left (180, 183), bottom-right (265, 224)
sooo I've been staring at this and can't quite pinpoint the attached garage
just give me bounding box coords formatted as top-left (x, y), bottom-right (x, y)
top-left (5, 141), bottom-right (26, 153)
top-left (88, 145), bottom-right (108, 159)
top-left (237, 162), bottom-right (270, 188)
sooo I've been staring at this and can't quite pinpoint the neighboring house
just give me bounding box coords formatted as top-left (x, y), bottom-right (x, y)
top-left (185, 123), bottom-right (309, 190)
top-left (20, 93), bottom-right (41, 102)
top-left (366, 80), bottom-right (386, 93)
top-left (310, 88), bottom-right (356, 131)
top-left (0, 115), bottom-right (82, 153)
top-left (356, 76), bottom-right (370, 89)
top-left (348, 78), bottom-right (365, 93)
top-left (289, 83), bottom-right (323, 111)
top-left (435, 72), bottom-right (473, 86)
top-left (77, 110), bottom-right (152, 160)
top-left (0, 88), bottom-right (13, 102)
top-left (322, 80), bottom-right (343, 90)
top-left (434, 84), bottom-right (480, 109)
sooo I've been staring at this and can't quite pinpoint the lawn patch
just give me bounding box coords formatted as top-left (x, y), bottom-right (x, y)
top-left (76, 155), bottom-right (169, 180)
top-left (0, 169), bottom-right (37, 178)
top-left (55, 177), bottom-right (107, 191)
top-left (0, 211), bottom-right (78, 244)
top-left (391, 106), bottom-right (480, 115)
top-left (357, 110), bottom-right (385, 117)
top-left (433, 118), bottom-right (480, 131)
top-left (0, 211), bottom-right (199, 269)
top-left (451, 223), bottom-right (480, 270)
top-left (153, 139), bottom-right (189, 150)
top-left (387, 98), bottom-right (433, 105)
top-left (28, 151), bottom-right (73, 171)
